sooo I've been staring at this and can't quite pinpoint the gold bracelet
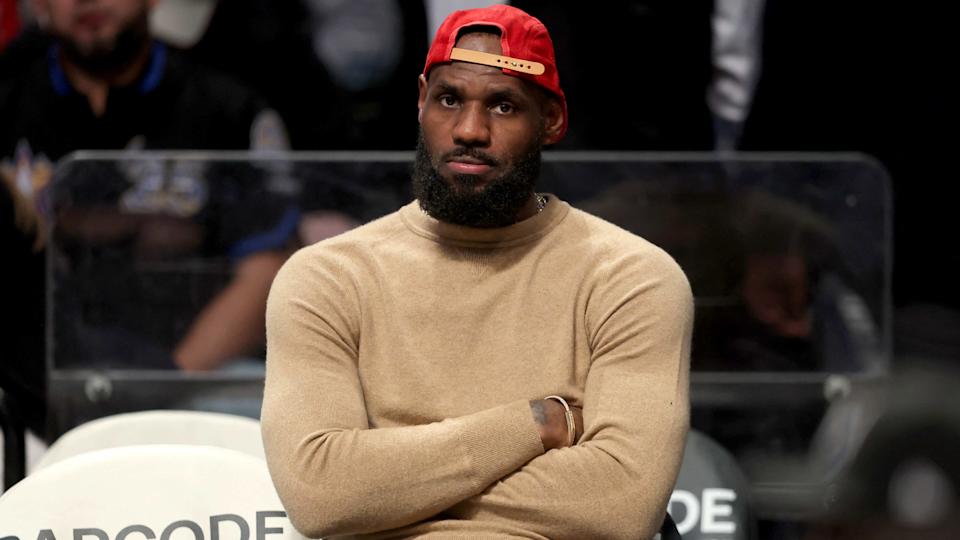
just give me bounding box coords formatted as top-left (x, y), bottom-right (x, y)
top-left (544, 395), bottom-right (576, 447)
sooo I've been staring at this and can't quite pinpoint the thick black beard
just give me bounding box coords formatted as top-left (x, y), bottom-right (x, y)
top-left (57, 11), bottom-right (151, 77)
top-left (412, 130), bottom-right (542, 228)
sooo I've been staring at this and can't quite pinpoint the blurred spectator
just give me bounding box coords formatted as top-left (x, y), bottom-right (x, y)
top-left (0, 0), bottom-right (294, 434)
top-left (165, 0), bottom-right (725, 151)
top-left (709, 0), bottom-right (765, 150)
top-left (0, 0), bottom-right (288, 161)
top-left (577, 174), bottom-right (879, 373)
top-left (183, 0), bottom-right (427, 149)
top-left (49, 158), bottom-right (300, 373)
top-left (740, 1), bottom-right (960, 362)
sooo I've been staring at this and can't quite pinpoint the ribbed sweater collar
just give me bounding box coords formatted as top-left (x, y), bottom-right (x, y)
top-left (399, 194), bottom-right (570, 249)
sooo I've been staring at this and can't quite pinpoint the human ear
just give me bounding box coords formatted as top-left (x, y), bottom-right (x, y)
top-left (417, 74), bottom-right (428, 124)
top-left (542, 97), bottom-right (564, 145)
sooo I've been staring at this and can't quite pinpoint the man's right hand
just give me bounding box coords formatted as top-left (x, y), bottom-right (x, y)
top-left (530, 399), bottom-right (583, 450)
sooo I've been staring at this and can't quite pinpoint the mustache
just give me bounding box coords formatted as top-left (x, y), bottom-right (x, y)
top-left (440, 147), bottom-right (499, 167)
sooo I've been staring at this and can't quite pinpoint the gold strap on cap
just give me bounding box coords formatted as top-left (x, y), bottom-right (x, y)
top-left (450, 47), bottom-right (546, 75)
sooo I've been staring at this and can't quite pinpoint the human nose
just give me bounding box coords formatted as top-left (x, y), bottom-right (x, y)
top-left (451, 102), bottom-right (490, 147)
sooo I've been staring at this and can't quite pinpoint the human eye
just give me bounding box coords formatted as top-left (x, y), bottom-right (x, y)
top-left (493, 102), bottom-right (515, 115)
top-left (438, 94), bottom-right (459, 108)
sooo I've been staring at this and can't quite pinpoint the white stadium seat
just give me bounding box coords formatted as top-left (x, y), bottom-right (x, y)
top-left (34, 410), bottom-right (264, 471)
top-left (0, 444), bottom-right (310, 539)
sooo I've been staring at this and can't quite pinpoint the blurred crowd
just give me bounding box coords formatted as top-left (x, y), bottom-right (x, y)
top-left (3, 0), bottom-right (955, 338)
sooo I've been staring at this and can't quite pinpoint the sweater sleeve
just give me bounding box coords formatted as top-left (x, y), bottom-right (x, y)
top-left (260, 248), bottom-right (545, 539)
top-left (445, 248), bottom-right (694, 540)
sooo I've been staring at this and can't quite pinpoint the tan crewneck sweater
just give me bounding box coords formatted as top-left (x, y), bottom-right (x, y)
top-left (262, 196), bottom-right (693, 540)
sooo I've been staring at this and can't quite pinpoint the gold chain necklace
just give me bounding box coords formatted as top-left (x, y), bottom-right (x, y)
top-left (535, 193), bottom-right (547, 213)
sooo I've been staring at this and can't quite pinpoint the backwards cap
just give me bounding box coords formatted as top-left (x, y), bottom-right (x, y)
top-left (423, 4), bottom-right (568, 141)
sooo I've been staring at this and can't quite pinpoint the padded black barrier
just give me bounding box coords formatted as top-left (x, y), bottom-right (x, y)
top-left (0, 389), bottom-right (26, 490)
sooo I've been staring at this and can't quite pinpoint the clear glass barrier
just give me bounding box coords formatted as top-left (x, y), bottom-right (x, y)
top-left (46, 151), bottom-right (892, 518)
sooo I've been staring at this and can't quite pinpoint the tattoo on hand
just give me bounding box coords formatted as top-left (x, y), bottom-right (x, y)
top-left (530, 400), bottom-right (548, 426)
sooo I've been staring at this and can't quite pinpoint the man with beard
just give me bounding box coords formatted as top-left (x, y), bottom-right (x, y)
top-left (262, 5), bottom-right (693, 539)
top-left (0, 0), bottom-right (287, 161)
top-left (0, 0), bottom-right (293, 434)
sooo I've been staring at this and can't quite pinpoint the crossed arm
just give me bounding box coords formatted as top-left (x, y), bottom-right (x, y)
top-left (261, 250), bottom-right (693, 539)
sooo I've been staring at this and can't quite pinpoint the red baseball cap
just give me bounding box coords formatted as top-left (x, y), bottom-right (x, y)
top-left (423, 4), bottom-right (568, 141)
